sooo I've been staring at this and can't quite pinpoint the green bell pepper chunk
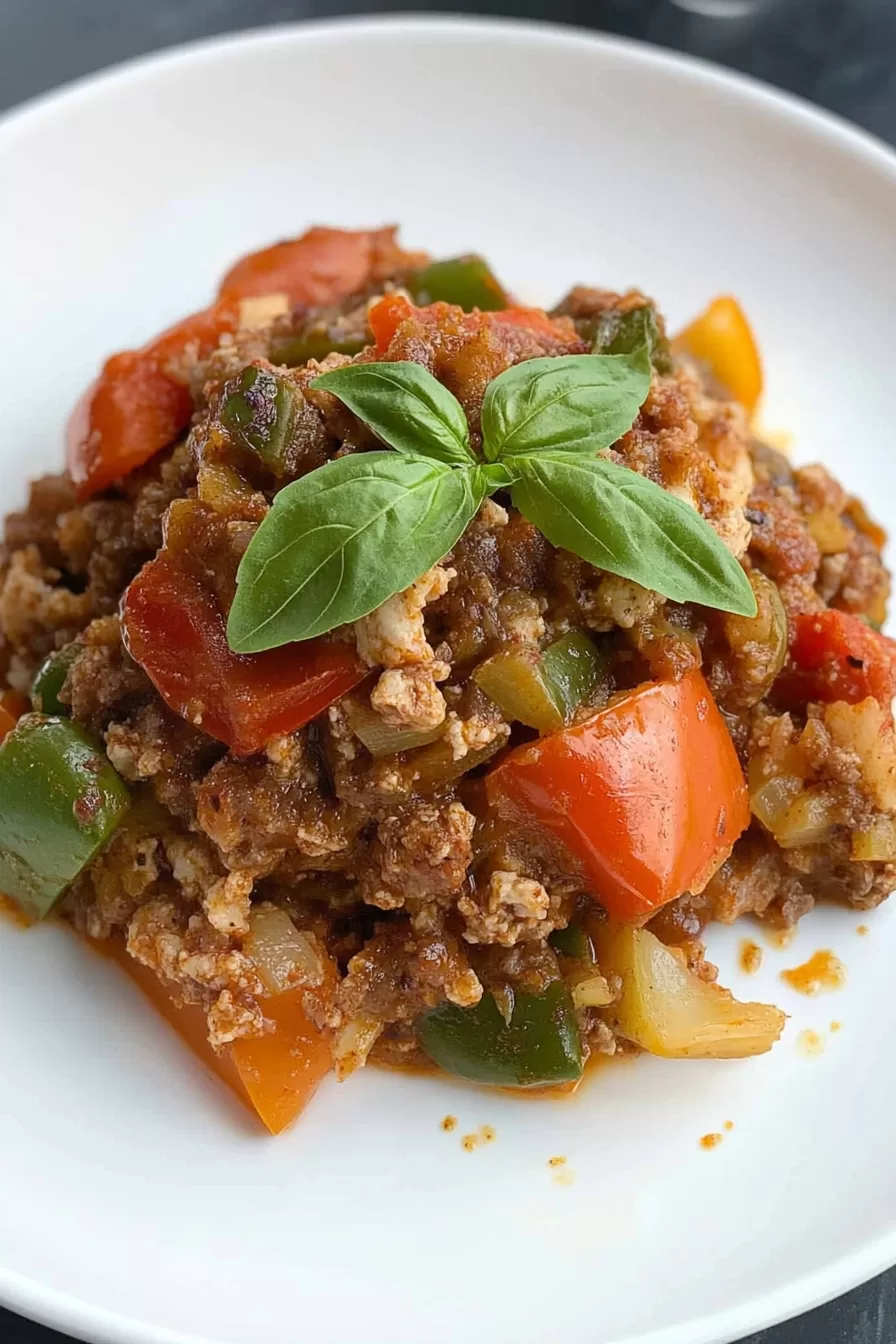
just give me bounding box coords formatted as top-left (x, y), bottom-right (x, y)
top-left (220, 366), bottom-right (298, 474)
top-left (418, 981), bottom-right (583, 1087)
top-left (590, 304), bottom-right (672, 374)
top-left (0, 714), bottom-right (130, 920)
top-left (539, 631), bottom-right (607, 725)
top-left (473, 631), bottom-right (606, 734)
top-left (406, 256), bottom-right (508, 312)
top-left (549, 924), bottom-right (593, 961)
top-left (31, 645), bottom-right (79, 715)
top-left (268, 327), bottom-right (367, 369)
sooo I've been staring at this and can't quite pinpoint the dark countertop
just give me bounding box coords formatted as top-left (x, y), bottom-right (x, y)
top-left (1, 2), bottom-right (894, 1342)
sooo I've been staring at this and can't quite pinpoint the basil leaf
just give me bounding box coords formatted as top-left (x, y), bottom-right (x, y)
top-left (509, 454), bottom-right (757, 617)
top-left (313, 361), bottom-right (474, 467)
top-left (480, 350), bottom-right (651, 463)
top-left (227, 453), bottom-right (483, 652)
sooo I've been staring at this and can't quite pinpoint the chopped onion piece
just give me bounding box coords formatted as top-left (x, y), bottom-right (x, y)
top-left (245, 903), bottom-right (324, 996)
top-left (346, 700), bottom-right (444, 758)
top-left (775, 785), bottom-right (842, 849)
top-left (571, 973), bottom-right (613, 1008)
top-left (750, 773), bottom-right (803, 833)
top-left (333, 1016), bottom-right (383, 1079)
top-left (595, 924), bottom-right (785, 1059)
top-left (852, 817), bottom-right (896, 861)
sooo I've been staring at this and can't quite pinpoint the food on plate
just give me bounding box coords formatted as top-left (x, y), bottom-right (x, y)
top-left (1, 225), bottom-right (892, 1132)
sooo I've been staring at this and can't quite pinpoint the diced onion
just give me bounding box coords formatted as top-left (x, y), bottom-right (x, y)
top-left (774, 785), bottom-right (842, 849)
top-left (852, 817), bottom-right (896, 861)
top-left (333, 1016), bottom-right (383, 1080)
top-left (750, 774), bottom-right (803, 833)
top-left (571, 973), bottom-right (614, 1008)
top-left (245, 903), bottom-right (324, 996)
top-left (595, 923), bottom-right (785, 1059)
top-left (346, 701), bottom-right (443, 758)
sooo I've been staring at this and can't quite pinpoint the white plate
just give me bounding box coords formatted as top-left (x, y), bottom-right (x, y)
top-left (2, 16), bottom-right (896, 1344)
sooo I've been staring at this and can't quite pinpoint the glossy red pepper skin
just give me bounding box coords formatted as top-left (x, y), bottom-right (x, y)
top-left (65, 300), bottom-right (240, 500)
top-left (121, 552), bottom-right (366, 756)
top-left (486, 669), bottom-right (749, 922)
top-left (775, 609), bottom-right (896, 708)
top-left (218, 225), bottom-right (420, 305)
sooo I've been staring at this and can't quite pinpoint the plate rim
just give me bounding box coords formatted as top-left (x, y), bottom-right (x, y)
top-left (2, 14), bottom-right (896, 1344)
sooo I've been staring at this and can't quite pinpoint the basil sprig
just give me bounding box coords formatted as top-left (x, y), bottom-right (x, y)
top-left (227, 350), bottom-right (755, 653)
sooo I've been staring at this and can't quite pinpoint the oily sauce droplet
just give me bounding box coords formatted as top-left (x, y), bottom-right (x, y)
top-left (781, 950), bottom-right (846, 996)
top-left (700, 1133), bottom-right (723, 1150)
top-left (797, 1028), bottom-right (824, 1057)
top-left (441, 1115), bottom-right (457, 1132)
top-left (739, 939), bottom-right (763, 974)
top-left (764, 924), bottom-right (797, 950)
top-left (548, 1155), bottom-right (567, 1168)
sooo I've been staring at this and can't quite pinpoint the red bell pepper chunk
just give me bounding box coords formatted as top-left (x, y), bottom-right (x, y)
top-left (486, 668), bottom-right (749, 922)
top-left (776, 609), bottom-right (896, 708)
top-left (121, 552), bottom-right (366, 756)
top-left (218, 225), bottom-right (409, 306)
top-left (66, 299), bottom-right (241, 500)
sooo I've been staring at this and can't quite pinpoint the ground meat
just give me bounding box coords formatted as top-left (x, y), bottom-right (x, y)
top-left (458, 869), bottom-right (554, 946)
top-left (614, 364), bottom-right (753, 561)
top-left (358, 799), bottom-right (475, 921)
top-left (66, 616), bottom-right (153, 734)
top-left (196, 747), bottom-right (355, 875)
top-left (0, 545), bottom-right (92, 687)
top-left (63, 819), bottom-right (163, 940)
top-left (337, 919), bottom-right (482, 1027)
top-left (126, 898), bottom-right (265, 1048)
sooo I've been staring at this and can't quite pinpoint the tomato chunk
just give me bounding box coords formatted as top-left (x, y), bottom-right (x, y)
top-left (776, 609), bottom-right (896, 708)
top-left (486, 669), bottom-right (749, 921)
top-left (121, 551), bottom-right (366, 755)
top-left (674, 295), bottom-right (763, 415)
top-left (66, 299), bottom-right (240, 500)
top-left (218, 225), bottom-right (419, 305)
top-left (102, 938), bottom-right (333, 1134)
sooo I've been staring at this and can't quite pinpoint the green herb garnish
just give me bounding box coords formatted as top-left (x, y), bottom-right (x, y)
top-left (227, 349), bottom-right (755, 654)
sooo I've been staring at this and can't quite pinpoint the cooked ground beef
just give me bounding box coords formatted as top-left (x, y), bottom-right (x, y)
top-left (2, 231), bottom-right (893, 1090)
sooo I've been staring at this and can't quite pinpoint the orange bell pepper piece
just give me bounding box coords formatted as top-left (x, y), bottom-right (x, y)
top-left (486, 668), bottom-right (749, 922)
top-left (674, 295), bottom-right (763, 416)
top-left (103, 938), bottom-right (334, 1134)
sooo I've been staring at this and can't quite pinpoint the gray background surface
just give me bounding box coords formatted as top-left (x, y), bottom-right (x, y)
top-left (1, 1), bottom-right (894, 1341)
